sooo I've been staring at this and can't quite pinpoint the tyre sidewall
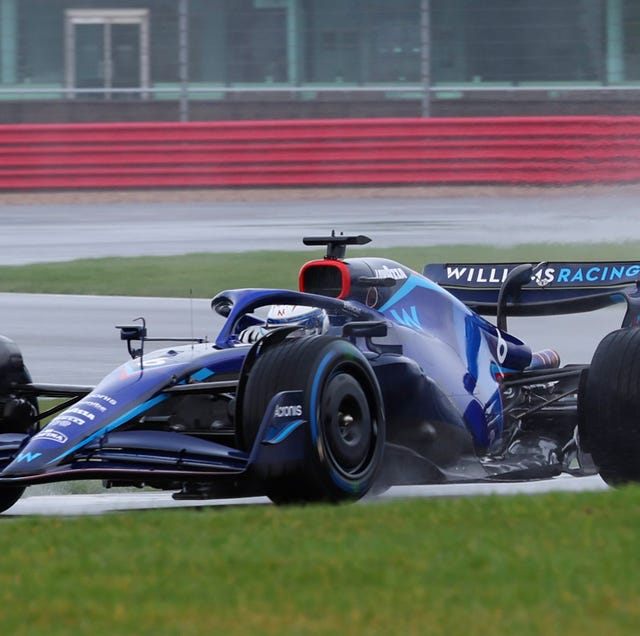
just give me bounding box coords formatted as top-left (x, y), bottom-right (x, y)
top-left (303, 338), bottom-right (385, 499)
top-left (581, 327), bottom-right (640, 484)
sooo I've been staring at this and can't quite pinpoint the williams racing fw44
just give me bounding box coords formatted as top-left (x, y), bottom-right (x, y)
top-left (0, 234), bottom-right (639, 512)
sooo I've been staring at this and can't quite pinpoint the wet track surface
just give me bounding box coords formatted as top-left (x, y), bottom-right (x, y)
top-left (1, 189), bottom-right (640, 264)
top-left (6, 475), bottom-right (607, 516)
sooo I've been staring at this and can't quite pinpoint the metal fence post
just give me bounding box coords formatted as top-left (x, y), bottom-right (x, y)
top-left (420, 0), bottom-right (431, 118)
top-left (178, 0), bottom-right (190, 122)
top-left (0, 0), bottom-right (18, 85)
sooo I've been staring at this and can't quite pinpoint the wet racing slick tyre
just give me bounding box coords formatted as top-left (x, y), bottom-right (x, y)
top-left (580, 327), bottom-right (640, 486)
top-left (0, 335), bottom-right (38, 432)
top-left (240, 335), bottom-right (385, 504)
top-left (0, 336), bottom-right (37, 513)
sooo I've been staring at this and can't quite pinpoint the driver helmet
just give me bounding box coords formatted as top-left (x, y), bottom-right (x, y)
top-left (266, 305), bottom-right (329, 334)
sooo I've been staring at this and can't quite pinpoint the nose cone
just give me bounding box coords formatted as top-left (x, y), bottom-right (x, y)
top-left (2, 437), bottom-right (57, 477)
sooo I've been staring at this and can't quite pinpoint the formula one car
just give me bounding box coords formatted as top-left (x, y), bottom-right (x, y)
top-left (0, 233), bottom-right (639, 512)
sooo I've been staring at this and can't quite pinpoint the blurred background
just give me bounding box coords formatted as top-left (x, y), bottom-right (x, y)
top-left (1, 0), bottom-right (638, 123)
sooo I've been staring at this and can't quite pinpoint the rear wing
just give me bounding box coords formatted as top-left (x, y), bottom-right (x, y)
top-left (423, 261), bottom-right (640, 326)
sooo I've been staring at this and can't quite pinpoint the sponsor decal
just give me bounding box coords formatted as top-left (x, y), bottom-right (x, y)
top-left (50, 394), bottom-right (118, 428)
top-left (34, 429), bottom-right (68, 444)
top-left (375, 265), bottom-right (407, 281)
top-left (93, 394), bottom-right (117, 406)
top-left (81, 400), bottom-right (107, 413)
top-left (446, 266), bottom-right (510, 284)
top-left (531, 267), bottom-right (555, 287)
top-left (53, 415), bottom-right (86, 427)
top-left (445, 263), bottom-right (640, 288)
top-left (68, 407), bottom-right (95, 421)
top-left (343, 301), bottom-right (364, 317)
top-left (16, 451), bottom-right (42, 463)
top-left (46, 393), bottom-right (169, 466)
top-left (555, 264), bottom-right (640, 283)
top-left (274, 404), bottom-right (303, 418)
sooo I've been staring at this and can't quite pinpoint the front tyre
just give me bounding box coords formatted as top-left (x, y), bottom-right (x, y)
top-left (0, 486), bottom-right (25, 513)
top-left (241, 336), bottom-right (385, 504)
top-left (580, 327), bottom-right (640, 485)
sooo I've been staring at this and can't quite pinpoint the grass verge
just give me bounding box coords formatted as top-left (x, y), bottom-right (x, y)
top-left (2, 488), bottom-right (639, 635)
top-left (3, 243), bottom-right (639, 635)
top-left (2, 241), bottom-right (640, 297)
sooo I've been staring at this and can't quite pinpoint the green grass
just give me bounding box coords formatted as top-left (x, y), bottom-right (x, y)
top-left (2, 241), bottom-right (640, 297)
top-left (4, 243), bottom-right (640, 634)
top-left (2, 488), bottom-right (640, 635)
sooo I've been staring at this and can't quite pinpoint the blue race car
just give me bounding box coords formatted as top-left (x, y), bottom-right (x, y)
top-left (0, 233), bottom-right (638, 512)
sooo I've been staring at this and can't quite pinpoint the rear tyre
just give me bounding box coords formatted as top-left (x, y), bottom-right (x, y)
top-left (580, 328), bottom-right (640, 485)
top-left (241, 336), bottom-right (385, 504)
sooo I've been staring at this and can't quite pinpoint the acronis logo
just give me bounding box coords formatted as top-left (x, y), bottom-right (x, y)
top-left (16, 451), bottom-right (42, 463)
top-left (274, 404), bottom-right (303, 418)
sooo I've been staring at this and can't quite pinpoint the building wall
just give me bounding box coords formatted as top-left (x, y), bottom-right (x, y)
top-left (1, 0), bottom-right (639, 122)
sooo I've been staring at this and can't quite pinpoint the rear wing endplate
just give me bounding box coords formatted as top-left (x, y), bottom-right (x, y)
top-left (423, 261), bottom-right (640, 326)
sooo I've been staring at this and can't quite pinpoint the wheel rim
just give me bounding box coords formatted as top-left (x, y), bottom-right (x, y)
top-left (320, 372), bottom-right (375, 474)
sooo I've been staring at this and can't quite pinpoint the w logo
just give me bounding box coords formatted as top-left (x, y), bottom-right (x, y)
top-left (390, 306), bottom-right (422, 331)
top-left (16, 451), bottom-right (42, 463)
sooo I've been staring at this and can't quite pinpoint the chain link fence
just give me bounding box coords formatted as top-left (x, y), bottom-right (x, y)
top-left (0, 0), bottom-right (639, 122)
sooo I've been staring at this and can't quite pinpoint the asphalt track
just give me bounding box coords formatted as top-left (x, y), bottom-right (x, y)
top-left (1, 188), bottom-right (629, 514)
top-left (1, 188), bottom-right (640, 265)
top-left (7, 475), bottom-right (607, 516)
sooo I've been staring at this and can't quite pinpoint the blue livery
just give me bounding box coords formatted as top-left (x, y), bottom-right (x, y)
top-left (0, 233), bottom-right (639, 511)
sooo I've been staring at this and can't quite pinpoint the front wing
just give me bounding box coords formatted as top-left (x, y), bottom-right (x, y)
top-left (0, 390), bottom-right (309, 499)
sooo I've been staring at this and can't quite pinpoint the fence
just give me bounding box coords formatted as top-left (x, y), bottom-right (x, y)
top-left (1, 116), bottom-right (640, 190)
